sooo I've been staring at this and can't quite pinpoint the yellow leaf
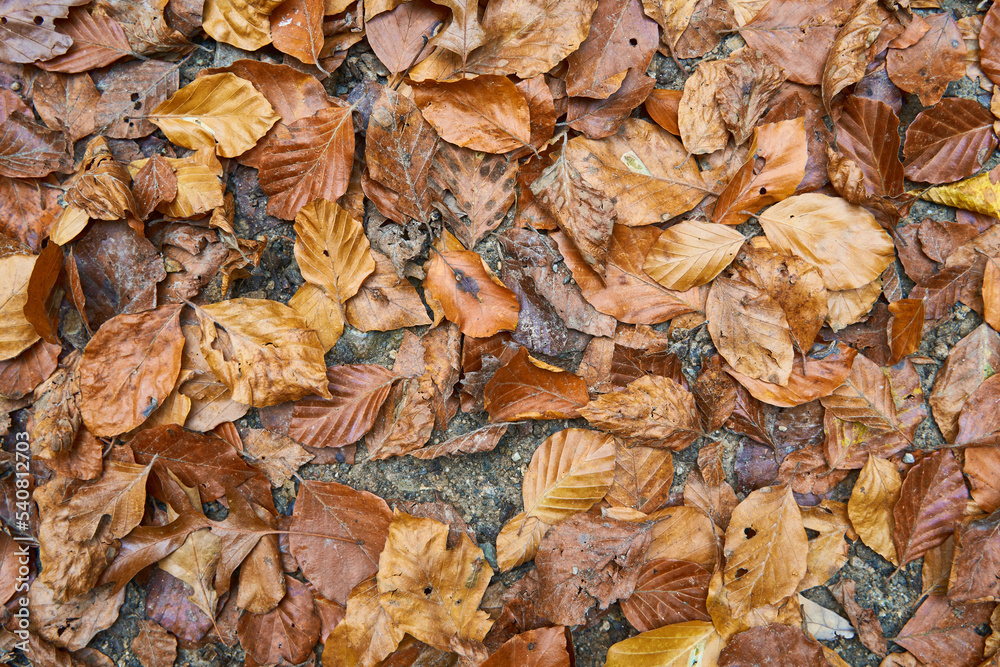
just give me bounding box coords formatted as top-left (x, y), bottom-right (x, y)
top-left (0, 252), bottom-right (39, 360)
top-left (194, 298), bottom-right (331, 407)
top-left (723, 485), bottom-right (808, 616)
top-left (826, 278), bottom-right (881, 331)
top-left (758, 193), bottom-right (895, 291)
top-left (848, 454), bottom-right (901, 565)
top-left (643, 221), bottom-right (745, 290)
top-left (293, 199), bottom-right (375, 302)
top-left (605, 621), bottom-right (722, 667)
top-left (203, 0), bottom-right (284, 50)
top-left (922, 167), bottom-right (1000, 219)
top-left (288, 283), bottom-right (344, 352)
top-left (496, 428), bottom-right (615, 570)
top-left (150, 73), bottom-right (279, 158)
top-left (377, 512), bottom-right (493, 652)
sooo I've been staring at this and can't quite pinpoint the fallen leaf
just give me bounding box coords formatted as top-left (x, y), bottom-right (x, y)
top-left (757, 193), bottom-right (895, 291)
top-left (621, 558), bottom-right (712, 632)
top-left (848, 454), bottom-right (901, 565)
top-left (480, 626), bottom-right (570, 667)
top-left (966, 447), bottom-right (1000, 514)
top-left (0, 250), bottom-right (38, 361)
top-left (194, 298), bottom-right (331, 407)
top-left (158, 527), bottom-right (222, 620)
top-left (566, 0), bottom-right (658, 99)
top-left (496, 428), bottom-right (615, 570)
top-left (887, 299), bottom-right (924, 365)
top-left (269, 0), bottom-right (324, 64)
top-left (485, 347), bottom-right (589, 421)
top-left (604, 621), bottom-right (722, 667)
top-left (242, 428), bottom-right (313, 486)
top-left (290, 480), bottom-right (393, 605)
top-left (202, 0), bottom-right (284, 50)
top-left (32, 71), bottom-right (100, 142)
top-left (580, 375), bottom-right (700, 449)
top-left (0, 0), bottom-right (88, 64)
top-left (895, 595), bottom-right (993, 667)
top-left (377, 511), bottom-right (493, 651)
top-left (833, 95), bottom-right (904, 198)
top-left (258, 102), bottom-right (354, 220)
top-left (642, 221), bottom-right (745, 291)
top-left (645, 88), bottom-right (681, 135)
top-left (131, 155), bottom-right (178, 220)
top-left (716, 50), bottom-right (786, 146)
top-left (36, 7), bottom-right (132, 73)
top-left (893, 449), bottom-right (969, 566)
top-left (424, 250), bottom-right (520, 338)
top-left (149, 73), bottom-right (278, 158)
top-left (719, 624), bottom-right (827, 666)
top-left (722, 485), bottom-right (807, 616)
top-left (724, 342), bottom-right (855, 408)
top-left (79, 304), bottom-right (184, 437)
top-left (821, 0), bottom-right (881, 111)
top-left (799, 595), bottom-right (854, 641)
top-left (413, 76), bottom-right (531, 154)
top-left (131, 619), bottom-right (177, 667)
top-left (607, 442), bottom-right (674, 514)
top-left (678, 60), bottom-right (729, 155)
top-left (0, 107), bottom-right (72, 178)
top-left (430, 143), bottom-right (516, 249)
top-left (886, 12), bottom-right (966, 106)
top-left (289, 364), bottom-right (399, 448)
top-left (238, 576), bottom-right (321, 665)
top-left (564, 119), bottom-right (709, 226)
top-left (947, 510), bottom-right (1000, 604)
top-left (903, 98), bottom-right (997, 184)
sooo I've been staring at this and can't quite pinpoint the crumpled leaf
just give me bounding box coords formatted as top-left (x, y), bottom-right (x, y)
top-left (150, 73), bottom-right (279, 158)
top-left (202, 0), bottom-right (284, 50)
top-left (678, 60), bottom-right (729, 155)
top-left (821, 0), bottom-right (880, 111)
top-left (496, 428), bottom-right (615, 570)
top-left (64, 136), bottom-right (135, 220)
top-left (408, 424), bottom-right (509, 460)
top-left (377, 511), bottom-right (493, 652)
top-left (194, 298), bottom-right (331, 407)
top-left (580, 375), bottom-right (700, 449)
top-left (715, 50), bottom-right (785, 146)
top-left (0, 107), bottom-right (72, 178)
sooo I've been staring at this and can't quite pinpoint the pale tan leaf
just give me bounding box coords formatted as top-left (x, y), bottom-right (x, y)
top-left (848, 454), bottom-right (900, 565)
top-left (643, 221), bottom-right (745, 291)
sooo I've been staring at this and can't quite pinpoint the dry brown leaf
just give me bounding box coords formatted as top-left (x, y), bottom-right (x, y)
top-left (642, 221), bottom-right (745, 291)
top-left (0, 251), bottom-right (39, 361)
top-left (895, 595), bottom-right (993, 667)
top-left (847, 455), bottom-right (902, 565)
top-left (131, 155), bottom-right (178, 220)
top-left (621, 558), bottom-right (712, 632)
top-left (65, 137), bottom-right (135, 221)
top-left (78, 304), bottom-right (184, 437)
top-left (238, 576), bottom-right (320, 666)
top-left (413, 76), bottom-right (531, 154)
top-left (424, 250), bottom-right (520, 338)
top-left (202, 0), bottom-right (284, 50)
top-left (149, 73), bottom-right (278, 158)
top-left (835, 95), bottom-right (904, 199)
top-left (0, 0), bottom-right (88, 63)
top-left (886, 12), bottom-right (966, 106)
top-left (725, 342), bottom-right (855, 408)
top-left (377, 511), bottom-right (493, 652)
top-left (711, 118), bottom-right (808, 226)
top-left (242, 428), bottom-right (313, 486)
top-left (821, 0), bottom-right (880, 111)
top-left (965, 447), bottom-right (1000, 514)
top-left (289, 480), bottom-right (393, 606)
top-left (496, 428), bottom-right (615, 570)
top-left (564, 119), bottom-right (709, 226)
top-left (719, 624), bottom-right (826, 666)
top-left (604, 621), bottom-right (722, 667)
top-left (32, 71), bottom-right (100, 143)
top-left (893, 449), bottom-right (969, 566)
top-left (645, 88), bottom-right (682, 135)
top-left (484, 347), bottom-right (589, 421)
top-left (607, 442), bottom-right (674, 514)
top-left (887, 299), bottom-right (924, 365)
top-left (409, 424), bottom-right (509, 460)
top-left (131, 619), bottom-right (177, 667)
top-left (345, 250), bottom-right (432, 332)
top-left (128, 149), bottom-right (224, 220)
top-left (678, 60), bottom-right (729, 155)
top-left (365, 378), bottom-right (435, 459)
top-left (270, 0), bottom-right (324, 64)
top-left (555, 227), bottom-right (705, 324)
top-left (715, 50), bottom-right (786, 146)
top-left (798, 501), bottom-right (852, 590)
top-left (289, 364), bottom-right (399, 449)
top-left (566, 0), bottom-right (658, 99)
top-left (580, 375), bottom-right (700, 449)
top-left (707, 275), bottom-right (794, 387)
top-left (194, 298), bottom-right (331, 407)
top-left (259, 102), bottom-right (354, 220)
top-left (903, 98), bottom-right (998, 184)
top-left (757, 193), bottom-right (895, 291)
top-left (322, 575), bottom-right (403, 667)
top-left (531, 150), bottom-right (617, 276)
top-left (0, 106), bottom-right (72, 178)
top-left (722, 485), bottom-right (807, 616)
top-left (36, 7), bottom-right (132, 73)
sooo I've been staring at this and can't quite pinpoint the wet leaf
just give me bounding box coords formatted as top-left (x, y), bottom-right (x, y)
top-left (580, 375), bottom-right (700, 449)
top-left (496, 428), bottom-right (615, 570)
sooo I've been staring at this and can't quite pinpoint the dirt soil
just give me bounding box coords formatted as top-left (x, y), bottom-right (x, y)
top-left (67, 1), bottom-right (992, 665)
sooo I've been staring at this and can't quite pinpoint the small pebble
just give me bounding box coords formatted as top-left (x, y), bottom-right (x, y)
top-left (572, 566), bottom-right (579, 575)
top-left (601, 621), bottom-right (610, 631)
top-left (903, 453), bottom-right (915, 464)
top-left (511, 452), bottom-right (521, 462)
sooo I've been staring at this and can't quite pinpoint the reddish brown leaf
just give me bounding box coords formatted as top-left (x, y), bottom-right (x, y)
top-left (982, 2), bottom-right (1000, 86)
top-left (834, 95), bottom-right (904, 198)
top-left (270, 0), bottom-right (324, 64)
top-left (93, 60), bottom-right (180, 139)
top-left (645, 88), bottom-right (681, 135)
top-left (621, 558), bottom-right (712, 632)
top-left (409, 424), bottom-right (509, 460)
top-left (948, 510), bottom-right (1000, 604)
top-left (32, 71), bottom-right (100, 142)
top-left (289, 364), bottom-right (400, 449)
top-left (965, 447), bottom-right (1000, 514)
top-left (238, 576), bottom-right (321, 665)
top-left (0, 108), bottom-right (72, 178)
top-left (0, 339), bottom-right (59, 399)
top-left (132, 155), bottom-right (178, 220)
top-left (131, 619), bottom-right (177, 667)
top-left (893, 449), bottom-right (969, 566)
top-left (895, 595), bottom-right (993, 667)
top-left (485, 347), bottom-right (589, 421)
top-left (719, 625), bottom-right (827, 666)
top-left (887, 299), bottom-right (924, 365)
top-left (725, 342), bottom-right (856, 408)
top-left (366, 0), bottom-right (446, 74)
top-left (37, 7), bottom-right (132, 73)
top-left (290, 480), bottom-right (392, 606)
top-left (607, 442), bottom-right (674, 514)
top-left (565, 0), bottom-right (657, 99)
top-left (904, 98), bottom-right (997, 184)
top-left (413, 76), bottom-right (531, 154)
top-left (424, 250), bottom-right (520, 338)
top-left (480, 626), bottom-right (571, 667)
top-left (887, 12), bottom-right (965, 107)
top-left (566, 69), bottom-right (657, 140)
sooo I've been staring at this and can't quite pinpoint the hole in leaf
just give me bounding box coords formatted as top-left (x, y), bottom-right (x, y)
top-left (976, 623), bottom-right (991, 637)
top-left (33, 15), bottom-right (43, 24)
top-left (759, 187), bottom-right (767, 195)
top-left (131, 93), bottom-right (140, 101)
top-left (805, 528), bottom-right (821, 540)
top-left (629, 38), bottom-right (638, 46)
top-left (424, 586), bottom-right (432, 595)
top-left (735, 567), bottom-right (748, 578)
top-left (744, 527), bottom-right (757, 538)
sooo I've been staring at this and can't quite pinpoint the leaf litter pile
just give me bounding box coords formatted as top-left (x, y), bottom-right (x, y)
top-left (10, 0), bottom-right (1000, 664)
